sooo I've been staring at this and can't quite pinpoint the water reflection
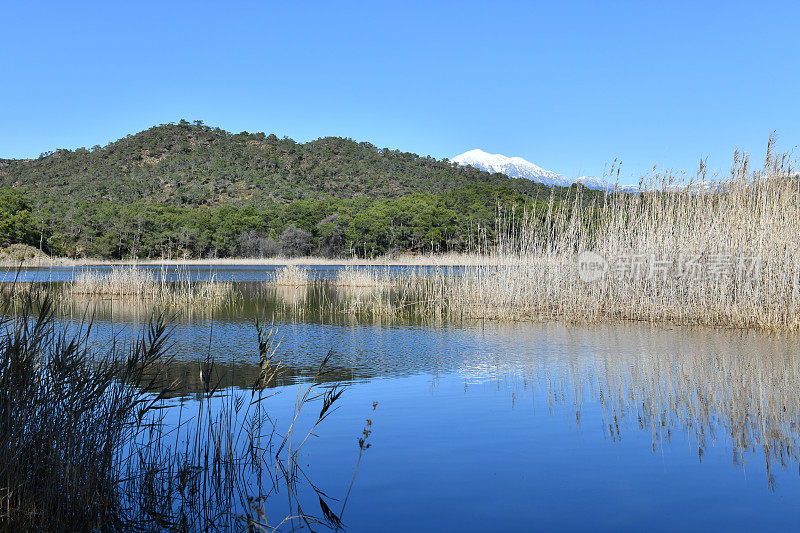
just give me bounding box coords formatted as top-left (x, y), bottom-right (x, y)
top-left (0, 264), bottom-right (464, 284)
top-left (9, 277), bottom-right (799, 527)
top-left (47, 284), bottom-right (800, 489)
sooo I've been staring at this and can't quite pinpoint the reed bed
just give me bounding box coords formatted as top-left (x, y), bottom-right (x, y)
top-left (274, 265), bottom-right (310, 286)
top-left (334, 267), bottom-right (453, 321)
top-left (0, 289), bottom-right (361, 531)
top-left (392, 141), bottom-right (800, 330)
top-left (334, 266), bottom-right (394, 288)
top-left (67, 266), bottom-right (237, 308)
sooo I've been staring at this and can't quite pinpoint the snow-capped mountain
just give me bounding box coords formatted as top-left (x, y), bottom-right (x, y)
top-left (452, 149), bottom-right (726, 194)
top-left (452, 149), bottom-right (575, 188)
top-left (452, 149), bottom-right (631, 191)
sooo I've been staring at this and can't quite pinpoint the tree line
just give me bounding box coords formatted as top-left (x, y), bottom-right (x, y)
top-left (17, 185), bottom-right (546, 258)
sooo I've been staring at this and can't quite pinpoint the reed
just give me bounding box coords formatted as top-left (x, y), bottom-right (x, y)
top-left (66, 266), bottom-right (237, 308)
top-left (274, 265), bottom-right (310, 286)
top-left (397, 140), bottom-right (800, 330)
top-left (0, 289), bottom-right (357, 531)
top-left (334, 266), bottom-right (393, 288)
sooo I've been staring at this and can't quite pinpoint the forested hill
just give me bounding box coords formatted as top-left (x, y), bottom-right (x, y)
top-left (0, 120), bottom-right (592, 259)
top-left (0, 120), bottom-right (555, 204)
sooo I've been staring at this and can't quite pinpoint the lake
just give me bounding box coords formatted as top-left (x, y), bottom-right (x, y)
top-left (7, 265), bottom-right (800, 531)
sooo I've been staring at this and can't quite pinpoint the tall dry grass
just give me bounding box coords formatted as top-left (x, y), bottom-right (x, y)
top-left (67, 266), bottom-right (237, 308)
top-left (274, 265), bottom-right (310, 286)
top-left (0, 289), bottom-right (360, 531)
top-left (334, 266), bottom-right (393, 288)
top-left (406, 138), bottom-right (800, 330)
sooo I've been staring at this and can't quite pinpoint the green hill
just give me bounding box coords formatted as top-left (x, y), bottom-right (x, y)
top-left (0, 120), bottom-right (593, 259)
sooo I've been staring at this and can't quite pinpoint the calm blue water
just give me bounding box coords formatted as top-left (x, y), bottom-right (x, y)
top-left (5, 266), bottom-right (800, 530)
top-left (0, 264), bottom-right (463, 283)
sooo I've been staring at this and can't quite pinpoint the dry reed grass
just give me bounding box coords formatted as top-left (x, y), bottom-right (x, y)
top-left (398, 139), bottom-right (800, 330)
top-left (334, 266), bottom-right (393, 288)
top-left (274, 265), bottom-right (310, 286)
top-left (67, 266), bottom-right (237, 308)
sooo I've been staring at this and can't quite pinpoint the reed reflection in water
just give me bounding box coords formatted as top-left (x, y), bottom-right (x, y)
top-left (47, 282), bottom-right (800, 494)
top-left (0, 276), bottom-right (787, 531)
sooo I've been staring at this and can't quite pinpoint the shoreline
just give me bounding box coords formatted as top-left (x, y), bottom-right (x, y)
top-left (0, 252), bottom-right (484, 269)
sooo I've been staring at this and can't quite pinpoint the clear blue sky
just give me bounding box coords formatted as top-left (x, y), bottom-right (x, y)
top-left (2, 0), bottom-right (798, 184)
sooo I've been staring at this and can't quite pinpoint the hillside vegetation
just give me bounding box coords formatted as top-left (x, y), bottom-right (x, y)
top-left (0, 120), bottom-right (592, 259)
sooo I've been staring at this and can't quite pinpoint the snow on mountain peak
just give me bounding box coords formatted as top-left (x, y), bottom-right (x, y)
top-left (452, 149), bottom-right (645, 192)
top-left (452, 149), bottom-right (575, 188)
top-left (452, 148), bottom-right (730, 194)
